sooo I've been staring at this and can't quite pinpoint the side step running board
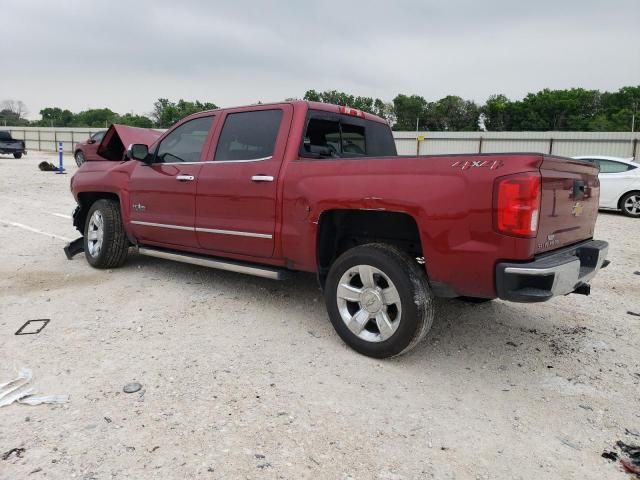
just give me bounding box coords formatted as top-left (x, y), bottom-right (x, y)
top-left (137, 246), bottom-right (290, 280)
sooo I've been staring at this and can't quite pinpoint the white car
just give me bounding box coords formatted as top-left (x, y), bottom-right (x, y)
top-left (574, 155), bottom-right (640, 218)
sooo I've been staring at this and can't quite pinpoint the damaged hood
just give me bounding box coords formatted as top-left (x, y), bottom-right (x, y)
top-left (96, 124), bottom-right (164, 161)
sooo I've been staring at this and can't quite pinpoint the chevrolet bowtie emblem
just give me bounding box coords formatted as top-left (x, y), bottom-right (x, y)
top-left (572, 202), bottom-right (583, 217)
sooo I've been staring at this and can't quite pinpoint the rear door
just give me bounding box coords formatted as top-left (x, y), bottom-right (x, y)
top-left (195, 105), bottom-right (292, 258)
top-left (536, 156), bottom-right (600, 254)
top-left (128, 115), bottom-right (215, 248)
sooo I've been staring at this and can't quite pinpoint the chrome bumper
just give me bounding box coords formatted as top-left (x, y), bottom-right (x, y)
top-left (495, 240), bottom-right (609, 303)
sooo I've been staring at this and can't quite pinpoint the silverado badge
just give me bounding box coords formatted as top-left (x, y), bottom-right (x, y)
top-left (133, 203), bottom-right (146, 212)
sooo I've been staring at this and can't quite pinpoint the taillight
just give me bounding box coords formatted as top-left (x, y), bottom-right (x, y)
top-left (494, 173), bottom-right (541, 238)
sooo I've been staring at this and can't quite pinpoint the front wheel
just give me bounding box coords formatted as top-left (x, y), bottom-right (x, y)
top-left (620, 192), bottom-right (640, 218)
top-left (75, 151), bottom-right (85, 167)
top-left (13, 152), bottom-right (22, 159)
top-left (325, 244), bottom-right (434, 358)
top-left (84, 199), bottom-right (129, 268)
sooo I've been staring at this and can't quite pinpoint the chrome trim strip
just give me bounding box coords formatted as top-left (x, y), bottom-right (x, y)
top-left (195, 227), bottom-right (272, 239)
top-left (131, 220), bottom-right (194, 231)
top-left (207, 156), bottom-right (273, 164)
top-left (131, 220), bottom-right (272, 239)
top-left (158, 156), bottom-right (273, 166)
top-left (137, 247), bottom-right (287, 280)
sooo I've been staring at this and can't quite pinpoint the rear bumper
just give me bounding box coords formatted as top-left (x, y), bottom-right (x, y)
top-left (0, 147), bottom-right (25, 154)
top-left (496, 239), bottom-right (609, 302)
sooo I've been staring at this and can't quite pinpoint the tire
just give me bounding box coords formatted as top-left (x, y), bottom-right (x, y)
top-left (84, 199), bottom-right (129, 269)
top-left (620, 192), bottom-right (640, 218)
top-left (75, 151), bottom-right (85, 167)
top-left (325, 243), bottom-right (434, 358)
top-left (13, 152), bottom-right (22, 159)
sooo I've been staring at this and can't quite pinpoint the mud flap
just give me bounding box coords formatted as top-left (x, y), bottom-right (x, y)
top-left (64, 237), bottom-right (84, 260)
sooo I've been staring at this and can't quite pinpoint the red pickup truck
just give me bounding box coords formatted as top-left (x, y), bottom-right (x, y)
top-left (69, 101), bottom-right (609, 358)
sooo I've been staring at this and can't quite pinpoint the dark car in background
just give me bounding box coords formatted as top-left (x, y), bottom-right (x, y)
top-left (74, 130), bottom-right (107, 166)
top-left (0, 130), bottom-right (26, 158)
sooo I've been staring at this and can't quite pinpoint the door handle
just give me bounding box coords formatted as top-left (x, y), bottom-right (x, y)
top-left (176, 175), bottom-right (195, 182)
top-left (251, 175), bottom-right (274, 182)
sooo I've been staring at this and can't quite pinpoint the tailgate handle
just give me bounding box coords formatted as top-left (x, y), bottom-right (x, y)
top-left (572, 180), bottom-right (585, 200)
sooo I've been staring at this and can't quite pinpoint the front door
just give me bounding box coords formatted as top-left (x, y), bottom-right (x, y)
top-left (128, 115), bottom-right (215, 248)
top-left (195, 106), bottom-right (292, 258)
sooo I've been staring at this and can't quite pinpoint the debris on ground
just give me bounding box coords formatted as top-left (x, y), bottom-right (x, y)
top-left (123, 382), bottom-right (142, 394)
top-left (38, 161), bottom-right (58, 172)
top-left (627, 311), bottom-right (640, 317)
top-left (602, 440), bottom-right (640, 477)
top-left (15, 319), bottom-right (50, 335)
top-left (618, 441), bottom-right (640, 476)
top-left (0, 368), bottom-right (68, 407)
top-left (2, 447), bottom-right (25, 461)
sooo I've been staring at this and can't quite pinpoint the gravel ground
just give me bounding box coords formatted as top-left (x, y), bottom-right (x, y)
top-left (0, 152), bottom-right (638, 480)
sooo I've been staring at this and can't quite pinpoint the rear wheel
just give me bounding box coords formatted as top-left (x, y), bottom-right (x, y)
top-left (13, 152), bottom-right (22, 159)
top-left (620, 192), bottom-right (640, 218)
top-left (325, 243), bottom-right (434, 358)
top-left (84, 199), bottom-right (129, 268)
top-left (75, 151), bottom-right (85, 167)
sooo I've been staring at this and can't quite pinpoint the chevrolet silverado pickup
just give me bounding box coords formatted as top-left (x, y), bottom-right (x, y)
top-left (0, 130), bottom-right (26, 158)
top-left (68, 101), bottom-right (609, 358)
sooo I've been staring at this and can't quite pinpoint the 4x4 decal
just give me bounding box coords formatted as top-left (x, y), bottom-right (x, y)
top-left (451, 159), bottom-right (504, 170)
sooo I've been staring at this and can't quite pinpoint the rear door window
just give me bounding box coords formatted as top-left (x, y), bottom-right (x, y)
top-left (301, 111), bottom-right (396, 158)
top-left (598, 160), bottom-right (635, 173)
top-left (214, 109), bottom-right (283, 161)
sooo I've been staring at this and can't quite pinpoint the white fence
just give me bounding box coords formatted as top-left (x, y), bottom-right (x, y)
top-left (2, 126), bottom-right (639, 160)
top-left (394, 131), bottom-right (640, 160)
top-left (1, 127), bottom-right (109, 154)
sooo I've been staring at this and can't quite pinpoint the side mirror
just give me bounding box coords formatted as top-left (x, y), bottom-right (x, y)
top-left (128, 144), bottom-right (150, 163)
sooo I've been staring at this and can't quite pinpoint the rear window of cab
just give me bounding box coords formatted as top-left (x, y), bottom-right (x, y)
top-left (300, 110), bottom-right (396, 159)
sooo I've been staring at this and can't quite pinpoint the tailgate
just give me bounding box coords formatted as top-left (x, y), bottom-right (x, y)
top-left (536, 155), bottom-right (599, 254)
top-left (0, 141), bottom-right (22, 149)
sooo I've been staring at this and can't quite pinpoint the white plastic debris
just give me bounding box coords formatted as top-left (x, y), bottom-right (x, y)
top-left (0, 368), bottom-right (68, 407)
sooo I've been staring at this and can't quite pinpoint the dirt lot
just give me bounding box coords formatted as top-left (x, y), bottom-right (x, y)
top-left (0, 151), bottom-right (638, 480)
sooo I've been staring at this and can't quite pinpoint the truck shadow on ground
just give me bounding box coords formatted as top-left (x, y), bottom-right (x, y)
top-left (125, 253), bottom-right (596, 372)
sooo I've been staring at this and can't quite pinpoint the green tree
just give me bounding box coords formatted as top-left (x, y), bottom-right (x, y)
top-left (480, 94), bottom-right (512, 131)
top-left (116, 113), bottom-right (154, 128)
top-left (428, 96), bottom-right (479, 131)
top-left (392, 94), bottom-right (428, 131)
top-left (36, 107), bottom-right (74, 127)
top-left (72, 108), bottom-right (119, 128)
top-left (303, 89), bottom-right (388, 118)
top-left (508, 88), bottom-right (600, 131)
top-left (151, 98), bottom-right (218, 128)
top-left (0, 109), bottom-right (29, 126)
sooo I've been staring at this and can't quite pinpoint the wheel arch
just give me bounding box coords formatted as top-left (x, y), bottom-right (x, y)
top-left (618, 190), bottom-right (640, 210)
top-left (316, 209), bottom-right (423, 288)
top-left (74, 192), bottom-right (122, 233)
